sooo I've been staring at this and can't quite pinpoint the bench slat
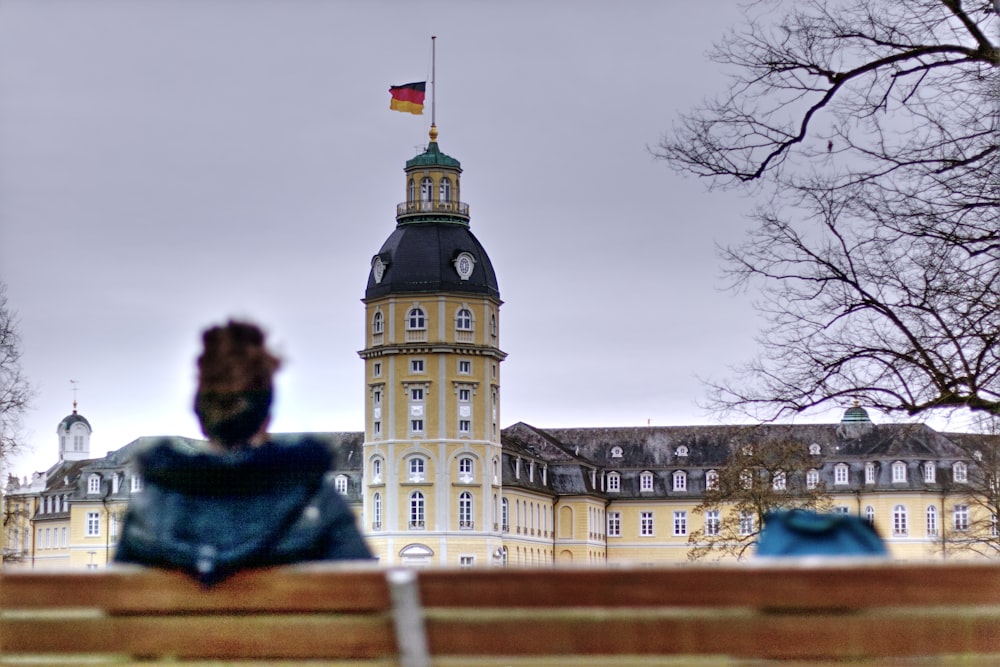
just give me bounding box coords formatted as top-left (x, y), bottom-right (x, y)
top-left (417, 562), bottom-right (1000, 609)
top-left (0, 564), bottom-right (390, 612)
top-left (3, 614), bottom-right (395, 659)
top-left (424, 607), bottom-right (1000, 660)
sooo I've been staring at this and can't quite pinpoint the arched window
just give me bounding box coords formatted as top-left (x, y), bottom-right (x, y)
top-left (409, 491), bottom-right (425, 529)
top-left (420, 177), bottom-right (432, 202)
top-left (455, 308), bottom-right (473, 331)
top-left (372, 311), bottom-right (383, 335)
top-left (893, 504), bottom-right (908, 536)
top-left (809, 443), bottom-right (822, 455)
top-left (675, 445), bottom-right (689, 458)
top-left (408, 178), bottom-right (416, 202)
top-left (501, 498), bottom-right (509, 532)
top-left (865, 505), bottom-right (876, 525)
top-left (953, 461), bottom-right (968, 483)
top-left (408, 456), bottom-right (426, 481)
top-left (458, 456), bottom-right (474, 482)
top-left (459, 492), bottom-right (473, 529)
top-left (439, 177), bottom-right (451, 202)
top-left (407, 307), bottom-right (426, 330)
top-left (672, 470), bottom-right (687, 492)
top-left (705, 470), bottom-right (719, 490)
top-left (926, 505), bottom-right (938, 536)
top-left (610, 446), bottom-right (623, 458)
top-left (371, 457), bottom-right (383, 483)
top-left (372, 492), bottom-right (382, 530)
top-left (607, 472), bottom-right (621, 492)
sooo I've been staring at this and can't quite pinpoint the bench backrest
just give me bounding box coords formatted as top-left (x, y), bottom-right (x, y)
top-left (4, 561), bottom-right (1000, 665)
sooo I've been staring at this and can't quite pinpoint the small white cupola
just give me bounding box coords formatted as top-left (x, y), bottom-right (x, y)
top-left (57, 400), bottom-right (92, 462)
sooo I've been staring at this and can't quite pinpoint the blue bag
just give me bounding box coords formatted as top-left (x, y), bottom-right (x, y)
top-left (757, 509), bottom-right (887, 557)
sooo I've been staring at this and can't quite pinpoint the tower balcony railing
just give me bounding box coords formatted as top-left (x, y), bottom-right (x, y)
top-left (397, 200), bottom-right (470, 220)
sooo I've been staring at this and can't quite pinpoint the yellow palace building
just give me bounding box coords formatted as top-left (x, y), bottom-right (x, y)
top-left (4, 129), bottom-right (997, 570)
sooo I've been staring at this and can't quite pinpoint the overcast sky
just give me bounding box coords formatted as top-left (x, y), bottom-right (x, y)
top-left (3, 0), bottom-right (895, 476)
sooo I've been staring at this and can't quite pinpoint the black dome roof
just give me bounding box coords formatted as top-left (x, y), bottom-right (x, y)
top-left (366, 223), bottom-right (500, 300)
top-left (58, 412), bottom-right (91, 433)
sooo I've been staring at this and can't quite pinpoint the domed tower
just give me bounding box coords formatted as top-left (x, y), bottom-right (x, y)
top-left (360, 126), bottom-right (506, 567)
top-left (57, 401), bottom-right (92, 462)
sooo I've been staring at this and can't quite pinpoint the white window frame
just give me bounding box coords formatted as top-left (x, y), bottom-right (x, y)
top-left (865, 505), bottom-right (876, 525)
top-left (893, 504), bottom-right (908, 536)
top-left (131, 475), bottom-right (143, 493)
top-left (335, 475), bottom-right (348, 495)
top-left (953, 462), bottom-right (968, 483)
top-left (639, 511), bottom-right (654, 536)
top-left (924, 462), bottom-right (936, 483)
top-left (458, 359), bottom-right (472, 375)
top-left (954, 504), bottom-right (970, 531)
top-left (607, 472), bottom-right (621, 493)
top-left (705, 470), bottom-right (719, 491)
top-left (926, 505), bottom-right (938, 536)
top-left (459, 492), bottom-right (473, 529)
top-left (87, 474), bottom-right (101, 495)
top-left (834, 463), bottom-right (849, 485)
top-left (705, 509), bottom-right (720, 536)
top-left (455, 308), bottom-right (473, 331)
top-left (409, 491), bottom-right (425, 529)
top-left (86, 511), bottom-right (100, 537)
top-left (865, 462), bottom-right (877, 484)
top-left (607, 511), bottom-right (621, 537)
top-left (408, 457), bottom-right (426, 482)
top-left (410, 359), bottom-right (425, 374)
top-left (806, 468), bottom-right (820, 490)
top-left (673, 510), bottom-right (687, 536)
top-left (672, 470), bottom-right (687, 492)
top-left (772, 471), bottom-right (786, 491)
top-left (458, 456), bottom-right (474, 482)
top-left (738, 511), bottom-right (754, 536)
top-left (892, 461), bottom-right (907, 483)
top-left (372, 311), bottom-right (384, 334)
top-left (639, 471), bottom-right (654, 492)
top-left (372, 492), bottom-right (382, 530)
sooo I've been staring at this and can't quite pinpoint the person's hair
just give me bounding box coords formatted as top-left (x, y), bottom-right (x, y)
top-left (193, 320), bottom-right (281, 448)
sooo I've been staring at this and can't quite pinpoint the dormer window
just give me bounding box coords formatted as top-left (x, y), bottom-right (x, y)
top-left (806, 468), bottom-right (820, 489)
top-left (892, 461), bottom-right (907, 483)
top-left (834, 463), bottom-right (849, 485)
top-left (923, 462), bottom-right (936, 483)
top-left (87, 474), bottom-right (101, 495)
top-left (672, 470), bottom-right (687, 491)
top-left (705, 469), bottom-right (719, 491)
top-left (953, 461), bottom-right (968, 483)
top-left (334, 475), bottom-right (348, 495)
top-left (676, 445), bottom-right (688, 458)
top-left (607, 472), bottom-right (621, 492)
top-left (130, 475), bottom-right (143, 493)
top-left (610, 446), bottom-right (623, 458)
top-left (809, 443), bottom-right (822, 455)
top-left (640, 471), bottom-right (654, 492)
top-left (772, 471), bottom-right (787, 490)
top-left (865, 462), bottom-right (877, 484)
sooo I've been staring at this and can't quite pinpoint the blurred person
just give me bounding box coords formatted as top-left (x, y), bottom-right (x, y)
top-left (115, 319), bottom-right (372, 584)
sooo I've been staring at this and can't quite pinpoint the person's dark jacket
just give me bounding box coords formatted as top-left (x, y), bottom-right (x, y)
top-left (114, 436), bottom-right (373, 585)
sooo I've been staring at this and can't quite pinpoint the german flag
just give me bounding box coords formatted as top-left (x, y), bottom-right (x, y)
top-left (389, 82), bottom-right (426, 115)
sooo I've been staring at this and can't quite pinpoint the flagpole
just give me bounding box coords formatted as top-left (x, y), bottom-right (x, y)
top-left (431, 36), bottom-right (437, 129)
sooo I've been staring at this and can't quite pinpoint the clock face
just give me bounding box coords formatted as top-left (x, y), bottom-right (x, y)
top-left (372, 257), bottom-right (385, 283)
top-left (454, 252), bottom-right (475, 280)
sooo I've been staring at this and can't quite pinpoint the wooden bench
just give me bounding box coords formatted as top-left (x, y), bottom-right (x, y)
top-left (4, 561), bottom-right (1000, 665)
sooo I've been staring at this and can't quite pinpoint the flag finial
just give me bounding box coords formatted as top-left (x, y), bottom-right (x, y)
top-left (429, 124), bottom-right (438, 143)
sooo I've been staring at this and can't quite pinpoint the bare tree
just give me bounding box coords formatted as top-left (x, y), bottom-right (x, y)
top-left (688, 437), bottom-right (831, 561)
top-left (0, 283), bottom-right (34, 471)
top-left (657, 0), bottom-right (999, 421)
